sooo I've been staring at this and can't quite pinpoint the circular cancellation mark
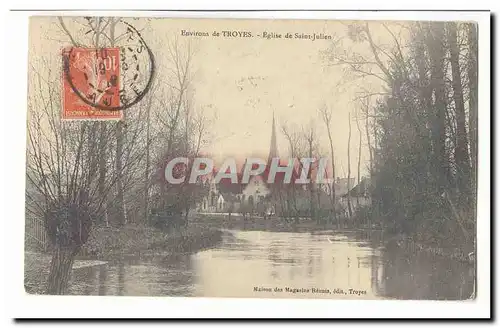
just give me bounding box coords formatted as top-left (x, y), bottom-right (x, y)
top-left (62, 19), bottom-right (156, 112)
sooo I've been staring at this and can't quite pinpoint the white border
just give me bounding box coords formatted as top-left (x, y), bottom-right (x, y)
top-left (5, 0), bottom-right (495, 11)
top-left (3, 9), bottom-right (491, 319)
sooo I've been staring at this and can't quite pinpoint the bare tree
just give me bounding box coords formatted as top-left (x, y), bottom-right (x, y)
top-left (26, 62), bottom-right (136, 294)
top-left (58, 17), bottom-right (129, 226)
top-left (153, 37), bottom-right (194, 210)
top-left (362, 98), bottom-right (374, 179)
top-left (280, 122), bottom-right (302, 220)
top-left (181, 105), bottom-right (213, 224)
top-left (319, 105), bottom-right (337, 222)
top-left (467, 23), bottom-right (478, 193)
top-left (346, 112), bottom-right (353, 218)
top-left (425, 22), bottom-right (449, 191)
top-left (143, 92), bottom-right (153, 222)
top-left (147, 38), bottom-right (215, 228)
top-left (325, 21), bottom-right (477, 249)
top-left (446, 22), bottom-right (471, 202)
top-left (355, 106), bottom-right (363, 209)
top-left (302, 123), bottom-right (318, 223)
top-left (26, 17), bottom-right (159, 294)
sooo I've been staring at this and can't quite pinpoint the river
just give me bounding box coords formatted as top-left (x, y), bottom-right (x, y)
top-left (67, 229), bottom-right (475, 300)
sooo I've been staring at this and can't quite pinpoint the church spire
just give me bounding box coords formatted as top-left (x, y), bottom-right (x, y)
top-left (268, 112), bottom-right (278, 163)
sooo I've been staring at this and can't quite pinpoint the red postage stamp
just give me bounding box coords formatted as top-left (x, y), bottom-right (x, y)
top-left (62, 47), bottom-right (123, 120)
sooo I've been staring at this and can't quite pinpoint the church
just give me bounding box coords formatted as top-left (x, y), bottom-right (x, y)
top-left (196, 113), bottom-right (365, 217)
top-left (197, 114), bottom-right (280, 215)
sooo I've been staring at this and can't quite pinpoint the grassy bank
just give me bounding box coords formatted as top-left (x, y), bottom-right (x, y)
top-left (79, 224), bottom-right (224, 259)
top-left (384, 234), bottom-right (475, 264)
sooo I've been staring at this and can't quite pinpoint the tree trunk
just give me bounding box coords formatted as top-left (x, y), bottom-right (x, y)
top-left (98, 122), bottom-right (108, 226)
top-left (161, 129), bottom-right (177, 209)
top-left (324, 115), bottom-right (337, 222)
top-left (467, 23), bottom-right (478, 195)
top-left (94, 19), bottom-right (110, 226)
top-left (413, 25), bottom-right (435, 197)
top-left (115, 119), bottom-right (126, 226)
top-left (364, 99), bottom-right (373, 180)
top-left (144, 98), bottom-right (151, 223)
top-left (46, 246), bottom-right (78, 295)
top-left (447, 22), bottom-right (471, 200)
top-left (356, 109), bottom-right (362, 209)
top-left (184, 207), bottom-right (189, 227)
top-left (308, 142), bottom-right (316, 222)
top-left (108, 18), bottom-right (125, 226)
top-left (364, 99), bottom-right (374, 228)
top-left (372, 107), bottom-right (380, 219)
top-left (347, 112), bottom-right (353, 218)
top-left (426, 22), bottom-right (448, 192)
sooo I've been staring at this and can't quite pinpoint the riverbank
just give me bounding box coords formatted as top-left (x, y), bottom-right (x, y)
top-left (80, 224), bottom-right (224, 259)
top-left (190, 214), bottom-right (379, 233)
top-left (25, 223), bottom-right (226, 259)
top-left (383, 234), bottom-right (475, 264)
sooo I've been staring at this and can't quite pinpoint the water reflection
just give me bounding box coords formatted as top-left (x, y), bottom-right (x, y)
top-left (192, 230), bottom-right (382, 299)
top-left (68, 254), bottom-right (196, 296)
top-left (68, 229), bottom-right (474, 300)
top-left (98, 265), bottom-right (107, 296)
top-left (378, 245), bottom-right (475, 300)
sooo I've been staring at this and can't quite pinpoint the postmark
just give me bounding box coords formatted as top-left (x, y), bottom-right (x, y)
top-left (62, 19), bottom-right (155, 119)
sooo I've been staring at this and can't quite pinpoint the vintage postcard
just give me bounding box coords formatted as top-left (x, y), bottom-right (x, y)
top-left (25, 15), bottom-right (478, 301)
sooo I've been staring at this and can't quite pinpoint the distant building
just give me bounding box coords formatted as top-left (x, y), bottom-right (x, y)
top-left (340, 177), bottom-right (372, 212)
top-left (197, 114), bottom-right (280, 215)
top-left (334, 177), bottom-right (356, 198)
top-left (196, 113), bottom-right (365, 218)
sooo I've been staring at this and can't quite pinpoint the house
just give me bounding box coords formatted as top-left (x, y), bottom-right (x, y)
top-left (242, 175), bottom-right (270, 205)
top-left (317, 177), bottom-right (356, 200)
top-left (334, 177), bottom-right (356, 199)
top-left (216, 193), bottom-right (226, 212)
top-left (340, 178), bottom-right (372, 212)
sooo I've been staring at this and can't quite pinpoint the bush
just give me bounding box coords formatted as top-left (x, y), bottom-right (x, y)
top-left (353, 206), bottom-right (373, 225)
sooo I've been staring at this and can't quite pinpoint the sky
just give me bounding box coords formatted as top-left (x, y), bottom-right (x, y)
top-left (29, 17), bottom-right (398, 180)
top-left (146, 18), bottom-right (392, 179)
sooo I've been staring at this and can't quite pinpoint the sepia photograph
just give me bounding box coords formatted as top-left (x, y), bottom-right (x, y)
top-left (23, 14), bottom-right (481, 303)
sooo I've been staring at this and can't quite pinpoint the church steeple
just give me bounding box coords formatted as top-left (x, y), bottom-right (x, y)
top-left (268, 112), bottom-right (278, 163)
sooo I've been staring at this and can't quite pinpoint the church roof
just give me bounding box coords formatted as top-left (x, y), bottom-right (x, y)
top-left (262, 159), bottom-right (302, 187)
top-left (342, 178), bottom-right (371, 197)
top-left (218, 173), bottom-right (245, 194)
top-left (268, 112), bottom-right (278, 160)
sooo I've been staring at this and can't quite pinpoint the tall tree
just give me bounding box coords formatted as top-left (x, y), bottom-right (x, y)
top-left (156, 38), bottom-right (193, 210)
top-left (363, 98), bottom-right (373, 179)
top-left (319, 105), bottom-right (337, 222)
top-left (26, 64), bottom-right (134, 294)
top-left (143, 93), bottom-right (153, 223)
top-left (281, 122), bottom-right (302, 220)
top-left (347, 112), bottom-right (353, 218)
top-left (426, 22), bottom-right (449, 192)
top-left (356, 106), bottom-right (363, 208)
top-left (303, 123), bottom-right (318, 222)
top-left (324, 21), bottom-right (477, 246)
top-left (467, 23), bottom-right (478, 194)
top-left (446, 22), bottom-right (471, 201)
